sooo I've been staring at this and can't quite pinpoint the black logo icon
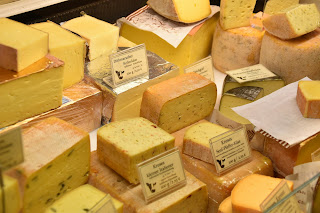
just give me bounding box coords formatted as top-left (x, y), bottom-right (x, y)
top-left (217, 159), bottom-right (225, 168)
top-left (146, 182), bottom-right (156, 193)
top-left (115, 70), bottom-right (125, 79)
top-left (237, 76), bottom-right (246, 80)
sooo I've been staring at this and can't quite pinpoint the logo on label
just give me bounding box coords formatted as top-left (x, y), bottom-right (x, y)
top-left (146, 182), bottom-right (156, 193)
top-left (115, 70), bottom-right (125, 79)
top-left (217, 159), bottom-right (225, 168)
top-left (237, 76), bottom-right (246, 80)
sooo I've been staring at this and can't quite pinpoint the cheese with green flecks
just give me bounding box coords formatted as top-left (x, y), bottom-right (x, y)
top-left (264, 0), bottom-right (299, 15)
top-left (0, 175), bottom-right (21, 213)
top-left (6, 117), bottom-right (90, 213)
top-left (297, 81), bottom-right (320, 118)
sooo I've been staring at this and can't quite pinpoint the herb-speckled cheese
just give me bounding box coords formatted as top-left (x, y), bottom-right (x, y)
top-left (297, 81), bottom-right (320, 118)
top-left (0, 175), bottom-right (21, 213)
top-left (264, 0), bottom-right (299, 15)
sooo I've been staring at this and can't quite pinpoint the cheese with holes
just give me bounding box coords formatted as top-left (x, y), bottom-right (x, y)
top-left (218, 196), bottom-right (232, 213)
top-left (141, 73), bottom-right (217, 133)
top-left (231, 174), bottom-right (294, 212)
top-left (97, 117), bottom-right (175, 184)
top-left (219, 0), bottom-right (256, 30)
top-left (147, 0), bottom-right (211, 23)
top-left (300, 0), bottom-right (320, 13)
top-left (0, 55), bottom-right (64, 128)
top-left (45, 184), bottom-right (123, 213)
top-left (264, 0), bottom-right (299, 15)
top-left (263, 4), bottom-right (320, 40)
top-left (31, 21), bottom-right (86, 89)
top-left (62, 15), bottom-right (119, 61)
top-left (6, 117), bottom-right (90, 213)
top-left (183, 122), bottom-right (230, 164)
top-left (297, 81), bottom-right (320, 118)
top-left (0, 175), bottom-right (21, 213)
top-left (260, 30), bottom-right (320, 84)
top-left (89, 151), bottom-right (208, 213)
top-left (0, 18), bottom-right (48, 72)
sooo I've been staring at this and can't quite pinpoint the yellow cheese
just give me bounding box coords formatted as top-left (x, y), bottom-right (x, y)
top-left (219, 0), bottom-right (257, 30)
top-left (264, 0), bottom-right (299, 15)
top-left (0, 18), bottom-right (48, 72)
top-left (31, 21), bottom-right (86, 89)
top-left (117, 36), bottom-right (136, 48)
top-left (263, 4), bottom-right (320, 40)
top-left (183, 122), bottom-right (230, 164)
top-left (62, 15), bottom-right (119, 61)
top-left (97, 117), bottom-right (175, 184)
top-left (300, 0), bottom-right (320, 13)
top-left (141, 73), bottom-right (217, 133)
top-left (89, 151), bottom-right (208, 213)
top-left (0, 175), bottom-right (21, 213)
top-left (147, 0), bottom-right (211, 23)
top-left (6, 117), bottom-right (90, 213)
top-left (297, 81), bottom-right (320, 118)
top-left (45, 184), bottom-right (123, 213)
top-left (120, 11), bottom-right (219, 73)
top-left (218, 196), bottom-right (232, 213)
top-left (260, 30), bottom-right (320, 84)
top-left (0, 55), bottom-right (64, 128)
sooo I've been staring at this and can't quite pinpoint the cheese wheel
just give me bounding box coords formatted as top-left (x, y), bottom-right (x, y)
top-left (218, 196), bottom-right (232, 213)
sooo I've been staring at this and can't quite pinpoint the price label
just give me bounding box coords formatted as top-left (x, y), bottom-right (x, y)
top-left (90, 194), bottom-right (116, 213)
top-left (184, 56), bottom-right (214, 81)
top-left (312, 147), bottom-right (320, 162)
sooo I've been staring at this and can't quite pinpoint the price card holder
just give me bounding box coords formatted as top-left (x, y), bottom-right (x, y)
top-left (209, 126), bottom-right (252, 176)
top-left (184, 56), bottom-right (214, 81)
top-left (311, 147), bottom-right (320, 162)
top-left (137, 147), bottom-right (187, 204)
top-left (89, 194), bottom-right (117, 213)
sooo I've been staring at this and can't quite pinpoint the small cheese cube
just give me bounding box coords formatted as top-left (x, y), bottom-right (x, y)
top-left (97, 117), bottom-right (175, 184)
top-left (264, 0), bottom-right (299, 15)
top-left (297, 81), bottom-right (320, 118)
top-left (6, 117), bottom-right (90, 213)
top-left (141, 73), bottom-right (217, 133)
top-left (0, 18), bottom-right (48, 72)
top-left (0, 175), bottom-right (21, 213)
top-left (147, 0), bottom-right (211, 23)
top-left (218, 196), bottom-right (232, 213)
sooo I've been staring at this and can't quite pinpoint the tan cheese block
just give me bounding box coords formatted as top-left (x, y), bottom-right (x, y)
top-left (0, 18), bottom-right (48, 72)
top-left (231, 174), bottom-right (294, 213)
top-left (297, 81), bottom-right (320, 118)
top-left (0, 55), bottom-right (63, 128)
top-left (97, 117), bottom-right (175, 184)
top-left (264, 0), bottom-right (299, 15)
top-left (0, 175), bottom-right (21, 213)
top-left (147, 0), bottom-right (211, 23)
top-left (31, 21), bottom-right (86, 89)
top-left (6, 117), bottom-right (90, 213)
top-left (140, 73), bottom-right (217, 133)
top-left (218, 196), bottom-right (232, 213)
top-left (89, 151), bottom-right (208, 213)
top-left (260, 30), bottom-right (320, 84)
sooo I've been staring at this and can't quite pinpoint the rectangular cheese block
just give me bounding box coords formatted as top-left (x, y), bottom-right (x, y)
top-left (31, 21), bottom-right (86, 89)
top-left (0, 55), bottom-right (64, 128)
top-left (45, 184), bottom-right (123, 213)
top-left (62, 15), bottom-right (119, 61)
top-left (141, 73), bottom-right (217, 133)
top-left (120, 10), bottom-right (219, 73)
top-left (296, 80), bottom-right (320, 118)
top-left (0, 18), bottom-right (48, 72)
top-left (97, 117), bottom-right (175, 184)
top-left (264, 0), bottom-right (299, 15)
top-left (89, 151), bottom-right (208, 213)
top-left (0, 175), bottom-right (21, 213)
top-left (6, 117), bottom-right (90, 213)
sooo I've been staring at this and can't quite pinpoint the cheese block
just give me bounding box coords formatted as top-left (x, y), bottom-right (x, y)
top-left (0, 175), bottom-right (21, 213)
top-left (147, 0), bottom-right (211, 23)
top-left (219, 0), bottom-right (256, 30)
top-left (45, 184), bottom-right (123, 213)
top-left (62, 15), bottom-right (119, 61)
top-left (6, 117), bottom-right (90, 213)
top-left (97, 117), bottom-right (175, 184)
top-left (183, 122), bottom-right (230, 164)
top-left (89, 151), bottom-right (208, 213)
top-left (0, 18), bottom-right (48, 72)
top-left (297, 81), bottom-right (320, 118)
top-left (264, 0), bottom-right (299, 15)
top-left (0, 55), bottom-right (64, 128)
top-left (263, 4), bottom-right (320, 40)
top-left (219, 87), bottom-right (264, 125)
top-left (141, 73), bottom-right (217, 133)
top-left (260, 30), bottom-right (320, 84)
top-left (120, 10), bottom-right (219, 73)
top-left (117, 36), bottom-right (136, 48)
top-left (218, 196), bottom-right (232, 213)
top-left (31, 21), bottom-right (86, 89)
top-left (300, 0), bottom-right (320, 13)
top-left (231, 174), bottom-right (294, 212)
top-left (212, 21), bottom-right (264, 73)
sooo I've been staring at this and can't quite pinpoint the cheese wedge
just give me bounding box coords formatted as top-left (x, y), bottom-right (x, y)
top-left (0, 18), bottom-right (48, 72)
top-left (0, 55), bottom-right (64, 128)
top-left (97, 117), bottom-right (175, 184)
top-left (297, 81), bottom-right (320, 118)
top-left (264, 0), bottom-right (299, 15)
top-left (62, 15), bottom-right (119, 61)
top-left (147, 0), bottom-right (211, 23)
top-left (141, 73), bottom-right (217, 133)
top-left (117, 36), bottom-right (136, 48)
top-left (218, 196), bottom-right (232, 213)
top-left (6, 117), bottom-right (90, 213)
top-left (0, 175), bottom-right (21, 213)
top-left (31, 21), bottom-right (86, 89)
top-left (89, 151), bottom-right (208, 213)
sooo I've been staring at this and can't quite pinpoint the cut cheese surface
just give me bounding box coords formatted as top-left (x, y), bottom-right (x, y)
top-left (0, 18), bottom-right (48, 72)
top-left (6, 117), bottom-right (90, 213)
top-left (218, 196), bottom-right (232, 213)
top-left (31, 21), bottom-right (86, 89)
top-left (0, 175), bottom-right (21, 213)
top-left (62, 15), bottom-right (119, 61)
top-left (297, 81), bottom-right (320, 118)
top-left (97, 117), bottom-right (175, 184)
top-left (264, 0), bottom-right (299, 15)
top-left (117, 36), bottom-right (136, 48)
top-left (147, 0), bottom-right (211, 23)
top-left (141, 72), bottom-right (217, 133)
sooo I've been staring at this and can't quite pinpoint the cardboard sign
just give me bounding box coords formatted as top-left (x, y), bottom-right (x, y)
top-left (90, 194), bottom-right (116, 213)
top-left (184, 56), bottom-right (214, 81)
